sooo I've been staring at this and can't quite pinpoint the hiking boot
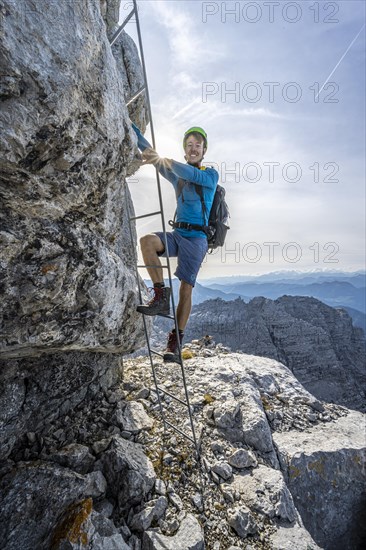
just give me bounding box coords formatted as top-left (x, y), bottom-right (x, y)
top-left (136, 286), bottom-right (171, 316)
top-left (163, 328), bottom-right (184, 364)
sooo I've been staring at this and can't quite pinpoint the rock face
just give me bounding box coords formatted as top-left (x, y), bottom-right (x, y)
top-left (274, 412), bottom-right (366, 550)
top-left (0, 0), bottom-right (146, 358)
top-left (181, 296), bottom-right (366, 411)
top-left (0, 0), bottom-right (151, 464)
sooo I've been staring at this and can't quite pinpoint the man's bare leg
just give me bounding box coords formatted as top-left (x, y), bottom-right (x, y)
top-left (139, 234), bottom-right (165, 284)
top-left (176, 280), bottom-right (193, 331)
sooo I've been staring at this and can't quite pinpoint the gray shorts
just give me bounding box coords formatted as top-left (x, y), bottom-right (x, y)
top-left (155, 231), bottom-right (208, 287)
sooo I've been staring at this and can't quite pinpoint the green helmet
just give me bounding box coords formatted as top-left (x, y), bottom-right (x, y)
top-left (183, 126), bottom-right (208, 150)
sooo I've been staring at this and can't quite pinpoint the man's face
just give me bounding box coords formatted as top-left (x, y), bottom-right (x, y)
top-left (184, 135), bottom-right (206, 166)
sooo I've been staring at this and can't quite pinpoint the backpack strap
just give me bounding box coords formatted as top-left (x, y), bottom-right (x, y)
top-left (194, 184), bottom-right (209, 226)
top-left (176, 178), bottom-right (186, 202)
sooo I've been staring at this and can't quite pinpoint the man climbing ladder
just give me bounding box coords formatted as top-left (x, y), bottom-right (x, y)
top-left (132, 124), bottom-right (219, 363)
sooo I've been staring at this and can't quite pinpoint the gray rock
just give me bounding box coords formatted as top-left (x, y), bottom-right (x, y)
top-left (228, 466), bottom-right (297, 523)
top-left (98, 436), bottom-right (156, 513)
top-left (0, 461), bottom-right (99, 550)
top-left (228, 449), bottom-right (257, 469)
top-left (85, 471), bottom-right (108, 499)
top-left (0, 0), bottom-right (147, 361)
top-left (274, 411), bottom-right (366, 550)
top-left (114, 401), bottom-right (154, 434)
top-left (269, 521), bottom-right (321, 550)
top-left (191, 493), bottom-right (204, 512)
top-left (240, 385), bottom-right (274, 453)
top-left (92, 437), bottom-right (113, 455)
top-left (168, 491), bottom-right (183, 511)
top-left (89, 511), bottom-right (130, 550)
top-left (213, 400), bottom-right (241, 429)
top-left (129, 496), bottom-right (168, 532)
top-left (212, 461), bottom-right (233, 481)
top-left (45, 443), bottom-right (95, 474)
top-left (227, 506), bottom-right (257, 539)
top-left (154, 479), bottom-right (166, 496)
top-left (134, 387), bottom-right (150, 400)
top-left (0, 353), bottom-right (122, 461)
top-left (210, 441), bottom-right (225, 454)
top-left (129, 534), bottom-right (142, 550)
top-left (94, 499), bottom-right (114, 518)
top-left (143, 513), bottom-right (204, 550)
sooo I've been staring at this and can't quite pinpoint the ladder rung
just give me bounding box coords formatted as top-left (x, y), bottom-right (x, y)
top-left (157, 313), bottom-right (175, 320)
top-left (110, 8), bottom-right (135, 46)
top-left (136, 264), bottom-right (170, 269)
top-left (164, 419), bottom-right (196, 444)
top-left (129, 211), bottom-right (162, 222)
top-left (156, 385), bottom-right (189, 407)
top-left (126, 85), bottom-right (146, 107)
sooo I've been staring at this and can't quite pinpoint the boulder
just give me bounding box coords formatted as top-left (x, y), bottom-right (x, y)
top-left (227, 466), bottom-right (297, 523)
top-left (97, 435), bottom-right (156, 513)
top-left (142, 514), bottom-right (204, 550)
top-left (114, 401), bottom-right (154, 434)
top-left (227, 505), bottom-right (257, 539)
top-left (0, 461), bottom-right (101, 550)
top-left (0, 0), bottom-right (147, 360)
top-left (274, 411), bottom-right (366, 550)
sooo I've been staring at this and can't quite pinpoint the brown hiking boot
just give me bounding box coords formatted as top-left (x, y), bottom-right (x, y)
top-left (136, 286), bottom-right (171, 316)
top-left (163, 328), bottom-right (184, 364)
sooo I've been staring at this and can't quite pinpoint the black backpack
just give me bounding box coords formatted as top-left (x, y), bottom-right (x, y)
top-left (194, 183), bottom-right (230, 251)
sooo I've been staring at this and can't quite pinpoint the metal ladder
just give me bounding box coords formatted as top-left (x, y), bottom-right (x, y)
top-left (109, 0), bottom-right (200, 454)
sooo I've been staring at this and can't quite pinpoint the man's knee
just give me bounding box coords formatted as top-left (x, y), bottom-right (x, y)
top-left (140, 234), bottom-right (164, 253)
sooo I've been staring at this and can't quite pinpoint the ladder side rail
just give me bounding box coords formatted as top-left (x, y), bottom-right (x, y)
top-left (125, 189), bottom-right (169, 435)
top-left (132, 0), bottom-right (177, 315)
top-left (116, 1), bottom-right (199, 453)
top-left (133, 0), bottom-right (199, 452)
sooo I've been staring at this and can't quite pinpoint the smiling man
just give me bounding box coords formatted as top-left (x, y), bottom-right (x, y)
top-left (132, 124), bottom-right (218, 363)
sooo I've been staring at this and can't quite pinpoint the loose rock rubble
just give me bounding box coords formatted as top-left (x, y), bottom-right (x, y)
top-left (1, 336), bottom-right (365, 549)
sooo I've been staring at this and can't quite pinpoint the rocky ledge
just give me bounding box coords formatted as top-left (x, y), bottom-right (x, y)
top-left (1, 338), bottom-right (365, 550)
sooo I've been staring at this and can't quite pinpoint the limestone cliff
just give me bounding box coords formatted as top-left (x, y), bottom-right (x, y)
top-left (0, 0), bottom-right (146, 359)
top-left (0, 0), bottom-right (147, 470)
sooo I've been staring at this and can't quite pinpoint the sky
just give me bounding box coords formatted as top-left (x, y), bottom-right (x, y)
top-left (121, 0), bottom-right (365, 279)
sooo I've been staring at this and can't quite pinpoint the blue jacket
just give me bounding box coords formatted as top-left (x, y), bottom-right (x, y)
top-left (132, 123), bottom-right (218, 238)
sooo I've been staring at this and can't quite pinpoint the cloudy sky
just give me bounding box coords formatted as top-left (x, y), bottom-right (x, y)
top-left (122, 0), bottom-right (365, 278)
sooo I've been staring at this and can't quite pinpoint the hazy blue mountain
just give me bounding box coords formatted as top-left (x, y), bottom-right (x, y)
top-left (205, 281), bottom-right (366, 313)
top-left (143, 279), bottom-right (243, 305)
top-left (201, 270), bottom-right (366, 287)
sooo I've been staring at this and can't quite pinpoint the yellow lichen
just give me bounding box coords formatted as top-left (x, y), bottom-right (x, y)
top-left (261, 395), bottom-right (272, 411)
top-left (353, 454), bottom-right (363, 466)
top-left (41, 263), bottom-right (58, 275)
top-left (51, 498), bottom-right (93, 549)
top-left (308, 459), bottom-right (325, 477)
top-left (289, 465), bottom-right (301, 479)
top-left (203, 393), bottom-right (215, 404)
top-left (181, 349), bottom-right (194, 360)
